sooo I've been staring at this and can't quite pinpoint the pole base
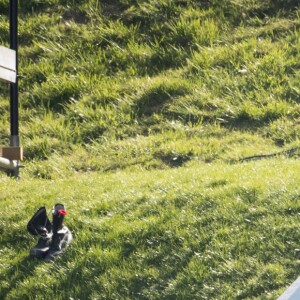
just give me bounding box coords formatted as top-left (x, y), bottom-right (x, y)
top-left (0, 146), bottom-right (23, 160)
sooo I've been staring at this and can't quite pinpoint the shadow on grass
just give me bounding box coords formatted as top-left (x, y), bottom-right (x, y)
top-left (0, 252), bottom-right (45, 299)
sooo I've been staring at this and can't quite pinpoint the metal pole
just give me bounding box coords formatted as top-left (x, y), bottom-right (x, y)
top-left (9, 0), bottom-right (19, 177)
top-left (9, 0), bottom-right (19, 148)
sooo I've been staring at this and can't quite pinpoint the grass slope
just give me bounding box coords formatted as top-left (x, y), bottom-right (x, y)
top-left (0, 0), bottom-right (300, 298)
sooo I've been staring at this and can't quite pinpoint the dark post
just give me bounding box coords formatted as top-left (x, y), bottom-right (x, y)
top-left (9, 0), bottom-right (19, 148)
top-left (9, 0), bottom-right (19, 177)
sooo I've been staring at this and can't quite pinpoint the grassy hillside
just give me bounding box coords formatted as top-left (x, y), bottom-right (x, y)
top-left (0, 0), bottom-right (300, 176)
top-left (0, 0), bottom-right (300, 298)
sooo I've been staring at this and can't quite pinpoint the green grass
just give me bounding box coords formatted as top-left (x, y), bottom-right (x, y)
top-left (1, 159), bottom-right (300, 299)
top-left (0, 0), bottom-right (300, 298)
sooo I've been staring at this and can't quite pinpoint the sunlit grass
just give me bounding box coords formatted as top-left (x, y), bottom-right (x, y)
top-left (0, 0), bottom-right (300, 298)
top-left (1, 159), bottom-right (300, 298)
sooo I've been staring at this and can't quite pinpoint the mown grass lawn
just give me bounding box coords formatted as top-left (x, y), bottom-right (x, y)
top-left (1, 157), bottom-right (300, 299)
